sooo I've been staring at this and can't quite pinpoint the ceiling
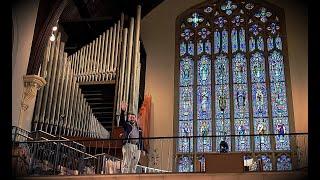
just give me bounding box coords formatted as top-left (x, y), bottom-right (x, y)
top-left (56, 0), bottom-right (157, 133)
top-left (59, 0), bottom-right (164, 55)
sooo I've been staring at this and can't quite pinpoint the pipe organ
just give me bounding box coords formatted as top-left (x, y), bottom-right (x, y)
top-left (32, 5), bottom-right (142, 138)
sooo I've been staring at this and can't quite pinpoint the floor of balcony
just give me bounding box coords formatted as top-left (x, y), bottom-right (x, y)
top-left (16, 170), bottom-right (308, 180)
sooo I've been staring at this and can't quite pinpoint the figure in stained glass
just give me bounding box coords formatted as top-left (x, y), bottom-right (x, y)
top-left (200, 88), bottom-right (209, 113)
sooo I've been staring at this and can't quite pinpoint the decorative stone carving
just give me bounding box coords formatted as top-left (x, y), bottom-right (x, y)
top-left (21, 75), bottom-right (46, 111)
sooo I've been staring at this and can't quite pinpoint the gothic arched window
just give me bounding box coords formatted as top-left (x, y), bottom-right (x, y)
top-left (175, 0), bottom-right (293, 172)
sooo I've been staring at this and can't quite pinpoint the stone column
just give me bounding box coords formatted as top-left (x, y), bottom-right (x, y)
top-left (18, 75), bottom-right (46, 131)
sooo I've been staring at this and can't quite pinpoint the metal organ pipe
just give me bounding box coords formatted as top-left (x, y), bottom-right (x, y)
top-left (32, 8), bottom-right (144, 139)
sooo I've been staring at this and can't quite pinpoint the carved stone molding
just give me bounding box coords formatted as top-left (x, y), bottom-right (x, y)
top-left (21, 75), bottom-right (46, 111)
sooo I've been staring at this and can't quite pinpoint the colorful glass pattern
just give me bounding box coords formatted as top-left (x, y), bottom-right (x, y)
top-left (231, 28), bottom-right (238, 53)
top-left (273, 117), bottom-right (290, 150)
top-left (198, 55), bottom-right (211, 85)
top-left (255, 7), bottom-right (272, 23)
top-left (259, 155), bottom-right (273, 171)
top-left (205, 40), bottom-right (211, 54)
top-left (257, 36), bottom-right (264, 51)
top-left (239, 28), bottom-right (246, 52)
top-left (232, 53), bottom-right (247, 84)
top-left (267, 22), bottom-right (280, 34)
top-left (197, 86), bottom-right (212, 119)
top-left (198, 28), bottom-right (211, 39)
top-left (180, 57), bottom-right (194, 86)
top-left (178, 121), bottom-right (193, 152)
top-left (214, 30), bottom-right (221, 54)
top-left (187, 13), bottom-right (204, 27)
top-left (249, 36), bottom-right (255, 52)
top-left (197, 120), bottom-right (212, 152)
top-left (216, 118), bottom-right (231, 152)
top-left (180, 42), bottom-right (187, 56)
top-left (234, 118), bottom-right (250, 151)
top-left (221, 0), bottom-right (237, 15)
top-left (254, 118), bottom-right (271, 151)
top-left (249, 24), bottom-right (262, 36)
top-left (252, 83), bottom-right (268, 117)
top-left (188, 41), bottom-right (195, 55)
top-left (197, 39), bottom-right (204, 55)
top-left (250, 52), bottom-right (266, 83)
top-left (181, 29), bottom-right (194, 41)
top-left (178, 156), bottom-right (194, 172)
top-left (275, 35), bottom-right (282, 50)
top-left (177, 0), bottom-right (291, 163)
top-left (267, 36), bottom-right (274, 51)
top-left (277, 154), bottom-right (292, 171)
top-left (232, 15), bottom-right (244, 26)
top-left (214, 17), bottom-right (227, 28)
top-left (215, 54), bottom-right (229, 85)
top-left (222, 29), bottom-right (229, 53)
top-left (271, 82), bottom-right (288, 117)
top-left (233, 84), bottom-right (249, 118)
top-left (215, 85), bottom-right (230, 119)
top-left (179, 87), bottom-right (193, 120)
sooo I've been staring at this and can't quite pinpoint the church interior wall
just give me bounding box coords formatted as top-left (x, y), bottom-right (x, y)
top-left (12, 0), bottom-right (40, 129)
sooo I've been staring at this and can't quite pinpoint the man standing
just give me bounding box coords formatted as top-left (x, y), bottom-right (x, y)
top-left (119, 102), bottom-right (143, 173)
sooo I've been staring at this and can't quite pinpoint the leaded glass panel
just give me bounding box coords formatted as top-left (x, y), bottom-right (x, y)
top-left (197, 120), bottom-right (212, 152)
top-left (197, 39), bottom-right (204, 55)
top-left (188, 41), bottom-right (195, 55)
top-left (273, 117), bottom-right (290, 150)
top-left (239, 28), bottom-right (246, 52)
top-left (231, 28), bottom-right (238, 53)
top-left (269, 51), bottom-right (285, 82)
top-left (232, 53), bottom-right (247, 84)
top-left (277, 154), bottom-right (292, 171)
top-left (234, 118), bottom-right (250, 151)
top-left (178, 121), bottom-right (193, 152)
top-left (215, 85), bottom-right (230, 119)
top-left (270, 82), bottom-right (288, 117)
top-left (254, 118), bottom-right (271, 151)
top-left (180, 57), bottom-right (194, 86)
top-left (259, 155), bottom-right (273, 171)
top-left (233, 84), bottom-right (249, 118)
top-left (197, 86), bottom-right (212, 119)
top-left (179, 87), bottom-right (193, 120)
top-left (214, 30), bottom-right (220, 54)
top-left (215, 54), bottom-right (229, 85)
top-left (198, 55), bottom-right (211, 85)
top-left (178, 156), bottom-right (194, 172)
top-left (275, 35), bottom-right (282, 50)
top-left (215, 118), bottom-right (231, 152)
top-left (180, 42), bottom-right (187, 56)
top-left (222, 29), bottom-right (229, 53)
top-left (252, 83), bottom-right (268, 117)
top-left (250, 52), bottom-right (266, 83)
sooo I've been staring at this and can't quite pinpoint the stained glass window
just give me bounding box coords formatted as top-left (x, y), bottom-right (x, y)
top-left (277, 154), bottom-right (292, 171)
top-left (177, 0), bottom-right (292, 172)
top-left (178, 156), bottom-right (194, 172)
top-left (259, 155), bottom-right (273, 171)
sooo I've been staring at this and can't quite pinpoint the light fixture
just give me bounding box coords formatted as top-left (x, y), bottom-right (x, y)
top-left (50, 33), bottom-right (55, 41)
top-left (52, 26), bottom-right (58, 31)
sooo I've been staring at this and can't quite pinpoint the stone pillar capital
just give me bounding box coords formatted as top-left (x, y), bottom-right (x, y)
top-left (21, 75), bottom-right (46, 111)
